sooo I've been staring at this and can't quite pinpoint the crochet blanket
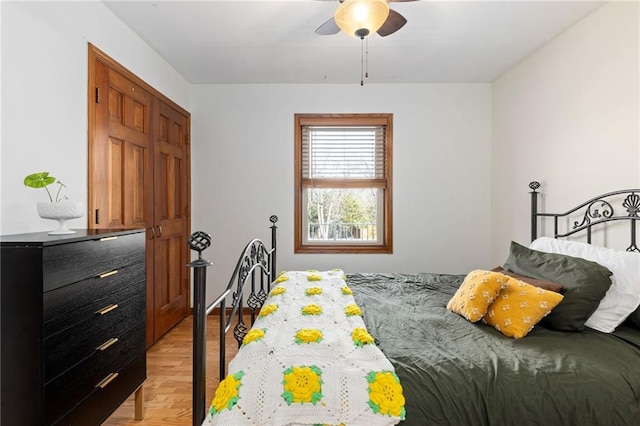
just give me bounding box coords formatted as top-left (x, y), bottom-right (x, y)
top-left (203, 270), bottom-right (406, 426)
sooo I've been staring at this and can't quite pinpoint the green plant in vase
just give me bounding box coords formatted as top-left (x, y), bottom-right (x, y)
top-left (24, 171), bottom-right (84, 235)
top-left (23, 172), bottom-right (68, 202)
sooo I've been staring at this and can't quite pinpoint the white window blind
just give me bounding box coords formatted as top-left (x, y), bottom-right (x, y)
top-left (301, 126), bottom-right (386, 179)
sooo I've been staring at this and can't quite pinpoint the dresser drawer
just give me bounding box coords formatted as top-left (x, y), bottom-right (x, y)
top-left (44, 263), bottom-right (144, 337)
top-left (45, 290), bottom-right (145, 383)
top-left (51, 352), bottom-right (146, 426)
top-left (43, 232), bottom-right (145, 292)
top-left (46, 325), bottom-right (145, 425)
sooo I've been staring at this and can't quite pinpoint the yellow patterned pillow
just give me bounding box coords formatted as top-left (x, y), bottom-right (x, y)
top-left (446, 270), bottom-right (508, 322)
top-left (483, 279), bottom-right (564, 338)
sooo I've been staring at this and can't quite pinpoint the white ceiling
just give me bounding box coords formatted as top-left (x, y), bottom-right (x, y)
top-left (102, 0), bottom-right (605, 84)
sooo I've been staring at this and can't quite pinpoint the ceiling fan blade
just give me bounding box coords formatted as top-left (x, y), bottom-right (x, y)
top-left (315, 17), bottom-right (340, 35)
top-left (377, 9), bottom-right (407, 37)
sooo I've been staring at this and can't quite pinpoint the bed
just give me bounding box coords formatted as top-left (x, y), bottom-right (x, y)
top-left (189, 182), bottom-right (640, 425)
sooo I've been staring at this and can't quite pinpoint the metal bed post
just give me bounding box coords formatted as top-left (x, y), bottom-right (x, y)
top-left (187, 231), bottom-right (214, 426)
top-left (530, 181), bottom-right (540, 242)
top-left (250, 270), bottom-right (257, 325)
top-left (218, 293), bottom-right (226, 381)
top-left (270, 215), bottom-right (278, 288)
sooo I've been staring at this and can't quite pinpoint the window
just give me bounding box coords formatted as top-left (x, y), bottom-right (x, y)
top-left (294, 113), bottom-right (393, 253)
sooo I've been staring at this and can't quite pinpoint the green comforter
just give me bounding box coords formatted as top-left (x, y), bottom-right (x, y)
top-left (348, 273), bottom-right (640, 426)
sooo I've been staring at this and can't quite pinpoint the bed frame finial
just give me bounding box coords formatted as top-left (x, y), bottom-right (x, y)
top-left (187, 231), bottom-right (213, 263)
top-left (529, 181), bottom-right (541, 192)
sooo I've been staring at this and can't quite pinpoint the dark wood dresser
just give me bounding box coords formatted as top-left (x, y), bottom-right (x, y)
top-left (0, 229), bottom-right (147, 425)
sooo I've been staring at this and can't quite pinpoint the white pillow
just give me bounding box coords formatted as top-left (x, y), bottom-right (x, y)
top-left (530, 237), bottom-right (640, 333)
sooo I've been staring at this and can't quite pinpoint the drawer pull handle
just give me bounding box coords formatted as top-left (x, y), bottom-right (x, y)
top-left (96, 372), bottom-right (119, 389)
top-left (99, 236), bottom-right (118, 242)
top-left (96, 304), bottom-right (119, 315)
top-left (99, 270), bottom-right (118, 279)
top-left (96, 337), bottom-right (119, 351)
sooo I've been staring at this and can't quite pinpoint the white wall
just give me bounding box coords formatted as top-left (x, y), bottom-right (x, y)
top-left (190, 83), bottom-right (493, 299)
top-left (492, 1), bottom-right (640, 264)
top-left (3, 1), bottom-right (636, 307)
top-left (0, 1), bottom-right (191, 235)
top-left (0, 1), bottom-right (493, 308)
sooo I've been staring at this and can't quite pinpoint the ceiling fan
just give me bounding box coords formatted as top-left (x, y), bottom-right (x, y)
top-left (315, 0), bottom-right (419, 38)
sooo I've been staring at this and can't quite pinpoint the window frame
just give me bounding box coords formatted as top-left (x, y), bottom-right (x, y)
top-left (294, 113), bottom-right (393, 254)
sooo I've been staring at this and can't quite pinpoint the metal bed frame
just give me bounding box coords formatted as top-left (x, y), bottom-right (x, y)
top-left (187, 216), bottom-right (278, 425)
top-left (187, 182), bottom-right (639, 425)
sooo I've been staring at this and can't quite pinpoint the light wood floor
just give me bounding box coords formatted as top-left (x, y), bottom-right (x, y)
top-left (103, 315), bottom-right (242, 425)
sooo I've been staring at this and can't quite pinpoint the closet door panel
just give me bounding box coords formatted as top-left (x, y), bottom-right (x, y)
top-left (152, 100), bottom-right (189, 340)
top-left (92, 60), bottom-right (152, 230)
top-left (154, 235), bottom-right (186, 338)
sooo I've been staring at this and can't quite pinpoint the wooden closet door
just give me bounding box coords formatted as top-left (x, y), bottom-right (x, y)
top-left (89, 45), bottom-right (190, 347)
top-left (153, 100), bottom-right (189, 339)
top-left (91, 61), bottom-right (152, 232)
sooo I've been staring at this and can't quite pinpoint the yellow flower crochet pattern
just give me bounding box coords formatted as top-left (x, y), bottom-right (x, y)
top-left (210, 371), bottom-right (244, 416)
top-left (259, 304), bottom-right (278, 318)
top-left (344, 304), bottom-right (362, 317)
top-left (341, 286), bottom-right (353, 295)
top-left (295, 328), bottom-right (323, 344)
top-left (307, 274), bottom-right (322, 282)
top-left (282, 365), bottom-right (323, 405)
top-left (302, 304), bottom-right (323, 316)
top-left (275, 274), bottom-right (289, 284)
top-left (270, 286), bottom-right (286, 296)
top-left (242, 328), bottom-right (266, 346)
top-left (352, 327), bottom-right (374, 347)
top-left (367, 371), bottom-right (406, 419)
top-left (305, 286), bottom-right (323, 296)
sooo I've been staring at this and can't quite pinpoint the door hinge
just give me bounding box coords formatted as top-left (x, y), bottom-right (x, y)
top-left (95, 87), bottom-right (101, 104)
top-left (95, 208), bottom-right (100, 224)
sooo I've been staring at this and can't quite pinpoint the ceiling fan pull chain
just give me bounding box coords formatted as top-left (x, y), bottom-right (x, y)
top-left (365, 37), bottom-right (369, 79)
top-left (360, 36), bottom-right (364, 86)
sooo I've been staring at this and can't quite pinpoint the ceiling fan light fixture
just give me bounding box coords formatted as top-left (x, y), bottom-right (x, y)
top-left (335, 0), bottom-right (390, 38)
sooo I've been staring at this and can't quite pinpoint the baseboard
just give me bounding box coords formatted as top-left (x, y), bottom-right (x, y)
top-left (189, 306), bottom-right (252, 316)
top-left (190, 307), bottom-right (253, 317)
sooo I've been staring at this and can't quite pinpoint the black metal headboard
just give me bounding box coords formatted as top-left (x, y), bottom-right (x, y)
top-left (529, 181), bottom-right (640, 252)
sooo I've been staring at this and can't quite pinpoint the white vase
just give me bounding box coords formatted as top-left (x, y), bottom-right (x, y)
top-left (37, 201), bottom-right (85, 235)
